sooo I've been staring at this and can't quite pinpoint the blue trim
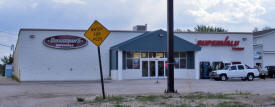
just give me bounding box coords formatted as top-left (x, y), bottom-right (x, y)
top-left (110, 29), bottom-right (201, 52)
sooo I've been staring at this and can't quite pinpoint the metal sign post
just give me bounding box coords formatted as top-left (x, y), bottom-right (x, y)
top-left (84, 20), bottom-right (110, 99)
top-left (97, 46), bottom-right (106, 99)
top-left (166, 0), bottom-right (175, 93)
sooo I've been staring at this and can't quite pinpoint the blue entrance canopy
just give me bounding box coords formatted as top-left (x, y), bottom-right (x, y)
top-left (110, 29), bottom-right (201, 51)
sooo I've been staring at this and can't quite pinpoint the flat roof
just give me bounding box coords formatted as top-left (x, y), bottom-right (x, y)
top-left (19, 28), bottom-right (252, 34)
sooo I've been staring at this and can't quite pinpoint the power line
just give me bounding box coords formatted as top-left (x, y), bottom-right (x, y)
top-left (0, 43), bottom-right (14, 51)
top-left (0, 31), bottom-right (17, 35)
top-left (0, 31), bottom-right (17, 38)
top-left (0, 43), bottom-right (10, 47)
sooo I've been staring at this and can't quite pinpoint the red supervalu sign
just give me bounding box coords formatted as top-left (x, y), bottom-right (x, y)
top-left (197, 36), bottom-right (244, 51)
top-left (197, 36), bottom-right (240, 46)
top-left (43, 35), bottom-right (88, 49)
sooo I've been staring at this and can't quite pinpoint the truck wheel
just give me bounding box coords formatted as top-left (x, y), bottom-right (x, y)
top-left (220, 75), bottom-right (227, 81)
top-left (247, 74), bottom-right (254, 81)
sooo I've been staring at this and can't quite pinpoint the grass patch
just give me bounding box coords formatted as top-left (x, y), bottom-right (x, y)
top-left (175, 103), bottom-right (191, 107)
top-left (91, 96), bottom-right (125, 104)
top-left (235, 91), bottom-right (252, 95)
top-left (114, 104), bottom-right (130, 107)
top-left (216, 101), bottom-right (248, 107)
top-left (180, 92), bottom-right (234, 100)
top-left (11, 75), bottom-right (20, 82)
top-left (136, 95), bottom-right (159, 102)
top-left (160, 95), bottom-right (173, 99)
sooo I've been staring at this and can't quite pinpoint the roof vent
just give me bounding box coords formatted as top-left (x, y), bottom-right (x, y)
top-left (133, 24), bottom-right (147, 31)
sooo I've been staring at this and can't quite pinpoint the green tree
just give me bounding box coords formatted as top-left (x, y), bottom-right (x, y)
top-left (194, 25), bottom-right (227, 32)
top-left (262, 26), bottom-right (272, 31)
top-left (1, 54), bottom-right (13, 65)
top-left (0, 54), bottom-right (13, 76)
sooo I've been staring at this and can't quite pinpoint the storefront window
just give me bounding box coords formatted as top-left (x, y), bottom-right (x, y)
top-left (126, 52), bottom-right (140, 69)
top-left (133, 52), bottom-right (141, 58)
top-left (180, 59), bottom-right (186, 68)
top-left (127, 52), bottom-right (133, 58)
top-left (133, 59), bottom-right (140, 69)
top-left (174, 52), bottom-right (187, 69)
top-left (156, 52), bottom-right (164, 58)
top-left (141, 52), bottom-right (148, 58)
top-left (174, 52), bottom-right (179, 58)
top-left (149, 52), bottom-right (156, 58)
top-left (174, 59), bottom-right (180, 68)
top-left (180, 52), bottom-right (186, 58)
top-left (127, 59), bottom-right (133, 69)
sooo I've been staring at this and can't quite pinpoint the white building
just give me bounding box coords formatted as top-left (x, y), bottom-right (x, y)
top-left (13, 28), bottom-right (254, 81)
top-left (253, 29), bottom-right (275, 67)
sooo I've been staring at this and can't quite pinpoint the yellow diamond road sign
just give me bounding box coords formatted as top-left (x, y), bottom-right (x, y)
top-left (84, 20), bottom-right (110, 47)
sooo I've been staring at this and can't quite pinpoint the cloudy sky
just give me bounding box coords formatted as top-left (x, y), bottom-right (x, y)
top-left (0, 0), bottom-right (275, 61)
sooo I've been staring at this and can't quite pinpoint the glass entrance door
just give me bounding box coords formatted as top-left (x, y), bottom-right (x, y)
top-left (158, 61), bottom-right (165, 77)
top-left (142, 61), bottom-right (148, 77)
top-left (149, 61), bottom-right (156, 77)
top-left (142, 60), bottom-right (166, 78)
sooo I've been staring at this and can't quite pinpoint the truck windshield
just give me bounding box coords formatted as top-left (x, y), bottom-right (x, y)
top-left (223, 66), bottom-right (230, 70)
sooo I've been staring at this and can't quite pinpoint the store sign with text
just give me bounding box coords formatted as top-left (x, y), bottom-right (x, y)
top-left (197, 36), bottom-right (244, 51)
top-left (43, 35), bottom-right (88, 49)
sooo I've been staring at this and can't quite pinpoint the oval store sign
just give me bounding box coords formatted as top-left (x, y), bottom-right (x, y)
top-left (43, 35), bottom-right (88, 49)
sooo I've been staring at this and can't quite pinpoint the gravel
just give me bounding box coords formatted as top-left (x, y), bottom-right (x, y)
top-left (1, 78), bottom-right (275, 107)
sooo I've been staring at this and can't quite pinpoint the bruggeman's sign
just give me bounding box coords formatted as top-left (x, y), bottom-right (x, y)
top-left (197, 36), bottom-right (240, 46)
top-left (43, 35), bottom-right (88, 49)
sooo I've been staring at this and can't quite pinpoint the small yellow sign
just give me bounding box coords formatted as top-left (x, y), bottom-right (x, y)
top-left (84, 20), bottom-right (110, 47)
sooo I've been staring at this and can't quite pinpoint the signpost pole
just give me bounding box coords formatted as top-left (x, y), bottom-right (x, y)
top-left (84, 20), bottom-right (110, 99)
top-left (97, 46), bottom-right (106, 99)
top-left (167, 0), bottom-right (175, 93)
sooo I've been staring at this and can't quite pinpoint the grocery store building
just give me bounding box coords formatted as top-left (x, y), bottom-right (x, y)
top-left (13, 26), bottom-right (254, 81)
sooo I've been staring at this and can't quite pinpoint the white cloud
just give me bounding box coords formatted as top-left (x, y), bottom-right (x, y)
top-left (130, 0), bottom-right (167, 30)
top-left (51, 0), bottom-right (86, 5)
top-left (31, 2), bottom-right (39, 8)
top-left (185, 0), bottom-right (267, 25)
top-left (0, 0), bottom-right (6, 7)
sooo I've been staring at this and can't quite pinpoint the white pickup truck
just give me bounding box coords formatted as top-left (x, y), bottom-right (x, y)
top-left (209, 64), bottom-right (259, 81)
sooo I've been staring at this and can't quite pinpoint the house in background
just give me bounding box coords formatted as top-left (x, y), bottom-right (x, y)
top-left (253, 29), bottom-right (275, 67)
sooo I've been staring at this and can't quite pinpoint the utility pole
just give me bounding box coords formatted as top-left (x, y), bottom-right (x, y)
top-left (0, 44), bottom-right (14, 51)
top-left (166, 0), bottom-right (175, 93)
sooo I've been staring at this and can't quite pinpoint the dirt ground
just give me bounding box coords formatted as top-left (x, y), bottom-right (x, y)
top-left (73, 92), bottom-right (275, 107)
top-left (1, 77), bottom-right (275, 107)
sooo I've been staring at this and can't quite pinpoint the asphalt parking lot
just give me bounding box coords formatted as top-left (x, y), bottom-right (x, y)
top-left (1, 78), bottom-right (275, 107)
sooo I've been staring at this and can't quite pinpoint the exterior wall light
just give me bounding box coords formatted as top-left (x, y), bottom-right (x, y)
top-left (30, 35), bottom-right (36, 39)
top-left (242, 37), bottom-right (247, 41)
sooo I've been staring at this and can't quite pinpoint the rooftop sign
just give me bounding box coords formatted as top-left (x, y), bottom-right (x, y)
top-left (43, 35), bottom-right (88, 49)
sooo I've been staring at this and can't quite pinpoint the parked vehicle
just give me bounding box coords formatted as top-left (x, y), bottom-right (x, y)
top-left (266, 66), bottom-right (275, 78)
top-left (209, 64), bottom-right (259, 81)
top-left (257, 66), bottom-right (268, 79)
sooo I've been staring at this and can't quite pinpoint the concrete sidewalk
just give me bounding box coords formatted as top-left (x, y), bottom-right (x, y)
top-left (0, 76), bottom-right (19, 85)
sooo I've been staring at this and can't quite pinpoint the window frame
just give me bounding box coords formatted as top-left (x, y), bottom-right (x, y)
top-left (126, 52), bottom-right (141, 69)
top-left (174, 52), bottom-right (187, 69)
